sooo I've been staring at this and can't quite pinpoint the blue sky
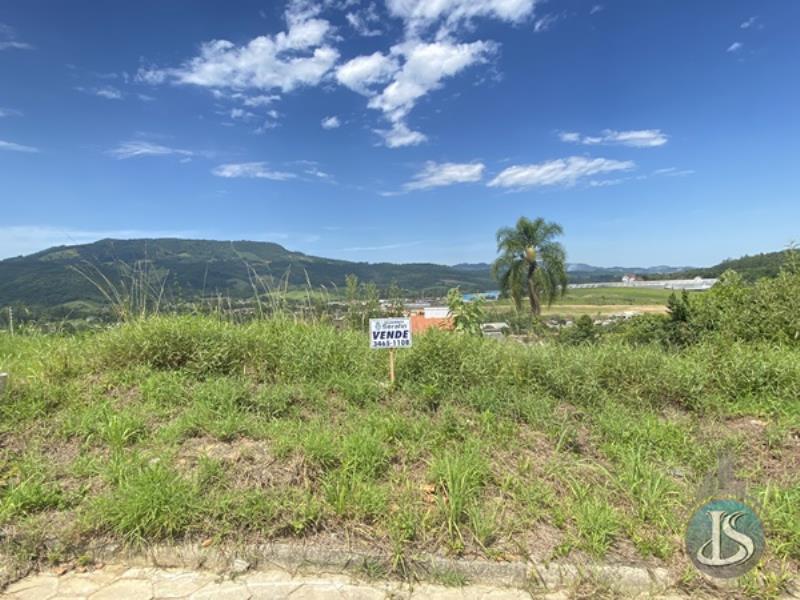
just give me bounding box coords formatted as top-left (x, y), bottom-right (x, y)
top-left (1, 0), bottom-right (798, 267)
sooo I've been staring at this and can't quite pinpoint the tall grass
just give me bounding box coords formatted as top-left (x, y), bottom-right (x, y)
top-left (0, 313), bottom-right (798, 598)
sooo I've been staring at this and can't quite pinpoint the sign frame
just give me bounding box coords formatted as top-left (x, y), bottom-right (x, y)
top-left (369, 317), bottom-right (413, 350)
top-left (369, 317), bottom-right (413, 384)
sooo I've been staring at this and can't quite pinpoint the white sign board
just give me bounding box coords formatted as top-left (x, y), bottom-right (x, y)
top-left (369, 318), bottom-right (412, 349)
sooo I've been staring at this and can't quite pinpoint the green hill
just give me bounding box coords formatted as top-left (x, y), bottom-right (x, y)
top-left (0, 238), bottom-right (496, 310)
top-left (654, 249), bottom-right (794, 281)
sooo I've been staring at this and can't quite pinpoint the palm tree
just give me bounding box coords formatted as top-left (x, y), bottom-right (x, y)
top-left (492, 217), bottom-right (567, 315)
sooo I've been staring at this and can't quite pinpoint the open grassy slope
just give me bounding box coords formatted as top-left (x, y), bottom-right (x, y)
top-left (1, 316), bottom-right (798, 597)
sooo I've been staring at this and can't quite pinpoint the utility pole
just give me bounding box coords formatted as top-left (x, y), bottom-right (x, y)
top-left (8, 306), bottom-right (13, 336)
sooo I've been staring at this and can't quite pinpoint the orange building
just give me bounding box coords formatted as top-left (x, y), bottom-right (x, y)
top-left (408, 307), bottom-right (453, 334)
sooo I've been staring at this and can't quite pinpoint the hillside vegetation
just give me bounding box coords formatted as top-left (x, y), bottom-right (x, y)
top-left (3, 238), bottom-right (784, 317)
top-left (0, 238), bottom-right (496, 310)
top-left (0, 266), bottom-right (798, 597)
top-left (655, 249), bottom-right (793, 282)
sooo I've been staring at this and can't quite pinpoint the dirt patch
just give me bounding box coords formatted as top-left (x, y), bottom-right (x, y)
top-left (177, 437), bottom-right (307, 489)
top-left (544, 304), bottom-right (669, 315)
top-left (715, 417), bottom-right (800, 486)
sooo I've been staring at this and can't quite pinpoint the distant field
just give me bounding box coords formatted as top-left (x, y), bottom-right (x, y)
top-left (483, 286), bottom-right (673, 318)
top-left (487, 287), bottom-right (672, 309)
top-left (557, 287), bottom-right (674, 305)
top-left (541, 304), bottom-right (669, 317)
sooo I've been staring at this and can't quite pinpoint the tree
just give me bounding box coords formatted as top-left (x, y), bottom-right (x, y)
top-left (344, 273), bottom-right (382, 330)
top-left (447, 288), bottom-right (485, 336)
top-left (492, 217), bottom-right (567, 315)
top-left (385, 281), bottom-right (405, 317)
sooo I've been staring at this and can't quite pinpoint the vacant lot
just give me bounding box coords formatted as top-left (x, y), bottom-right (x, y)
top-left (0, 316), bottom-right (798, 598)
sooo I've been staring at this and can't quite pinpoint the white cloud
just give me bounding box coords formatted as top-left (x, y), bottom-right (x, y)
top-left (109, 141), bottom-right (194, 160)
top-left (385, 0), bottom-right (536, 35)
top-left (0, 23), bottom-right (33, 50)
top-left (291, 159), bottom-right (333, 181)
top-left (0, 107), bottom-right (22, 117)
top-left (559, 129), bottom-right (668, 148)
top-left (343, 39), bottom-right (495, 147)
top-left (346, 2), bottom-right (383, 37)
top-left (335, 52), bottom-right (399, 95)
top-left (304, 166), bottom-right (332, 180)
top-left (740, 16), bottom-right (757, 29)
top-left (0, 40), bottom-right (32, 50)
top-left (96, 86), bottom-right (123, 100)
top-left (251, 109), bottom-right (281, 133)
top-left (590, 5), bottom-right (603, 15)
top-left (76, 85), bottom-right (124, 100)
top-left (242, 94), bottom-right (280, 107)
top-left (375, 122), bottom-right (428, 147)
top-left (211, 162), bottom-right (296, 181)
top-left (587, 178), bottom-right (628, 187)
top-left (368, 40), bottom-right (495, 122)
top-left (0, 139), bottom-right (38, 153)
top-left (405, 161), bottom-right (485, 190)
top-left (138, 3), bottom-right (338, 94)
top-left (727, 42), bottom-right (743, 53)
top-left (321, 115), bottom-right (341, 129)
top-left (533, 13), bottom-right (560, 33)
top-left (135, 67), bottom-right (168, 85)
top-left (230, 107), bottom-right (256, 120)
top-left (488, 156), bottom-right (635, 189)
top-left (653, 167), bottom-right (695, 177)
top-left (558, 131), bottom-right (581, 143)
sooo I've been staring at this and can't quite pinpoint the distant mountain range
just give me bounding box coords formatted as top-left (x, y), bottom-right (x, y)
top-left (565, 263), bottom-right (692, 274)
top-left (0, 238), bottom-right (791, 312)
top-left (451, 262), bottom-right (692, 283)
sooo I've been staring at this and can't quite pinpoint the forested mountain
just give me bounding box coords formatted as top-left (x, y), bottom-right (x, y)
top-left (0, 238), bottom-right (496, 309)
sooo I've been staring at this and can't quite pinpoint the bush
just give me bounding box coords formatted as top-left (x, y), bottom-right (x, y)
top-left (612, 266), bottom-right (800, 349)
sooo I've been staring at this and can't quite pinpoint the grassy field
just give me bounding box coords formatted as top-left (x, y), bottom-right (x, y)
top-left (556, 287), bottom-right (675, 306)
top-left (0, 316), bottom-right (798, 597)
top-left (485, 287), bottom-right (674, 319)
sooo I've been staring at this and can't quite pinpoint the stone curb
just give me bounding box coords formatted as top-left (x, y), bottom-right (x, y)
top-left (82, 541), bottom-right (676, 596)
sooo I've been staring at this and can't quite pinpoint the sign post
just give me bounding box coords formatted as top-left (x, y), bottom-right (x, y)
top-left (369, 317), bottom-right (412, 385)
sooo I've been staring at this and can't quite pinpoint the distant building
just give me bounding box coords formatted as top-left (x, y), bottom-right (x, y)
top-left (423, 306), bottom-right (450, 319)
top-left (462, 290), bottom-right (501, 302)
top-left (621, 274), bottom-right (640, 284)
top-left (409, 306), bottom-right (453, 333)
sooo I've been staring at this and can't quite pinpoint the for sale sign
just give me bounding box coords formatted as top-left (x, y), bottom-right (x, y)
top-left (369, 318), bottom-right (412, 349)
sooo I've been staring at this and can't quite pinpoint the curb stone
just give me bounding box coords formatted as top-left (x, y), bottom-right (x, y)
top-left (6, 541), bottom-right (797, 598)
top-left (84, 541), bottom-right (674, 594)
